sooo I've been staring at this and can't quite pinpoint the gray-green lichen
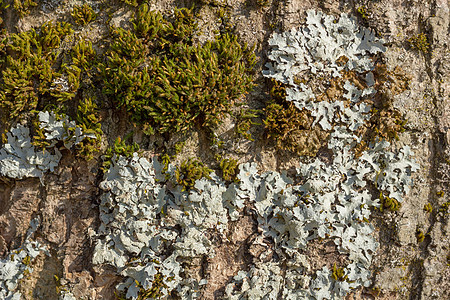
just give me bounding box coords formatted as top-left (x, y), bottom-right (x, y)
top-left (0, 111), bottom-right (97, 181)
top-left (0, 218), bottom-right (47, 300)
top-left (0, 125), bottom-right (62, 180)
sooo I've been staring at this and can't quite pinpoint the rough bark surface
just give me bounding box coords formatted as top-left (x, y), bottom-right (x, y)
top-left (0, 0), bottom-right (449, 299)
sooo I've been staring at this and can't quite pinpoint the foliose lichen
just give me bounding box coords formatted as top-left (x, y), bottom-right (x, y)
top-left (0, 111), bottom-right (98, 181)
top-left (223, 9), bottom-right (419, 300)
top-left (0, 218), bottom-right (47, 300)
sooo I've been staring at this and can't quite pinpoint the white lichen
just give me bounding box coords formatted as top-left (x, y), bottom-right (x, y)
top-left (0, 218), bottom-right (47, 300)
top-left (224, 9), bottom-right (418, 300)
top-left (38, 111), bottom-right (96, 149)
top-left (0, 125), bottom-right (62, 180)
top-left (93, 153), bottom-right (236, 299)
top-left (0, 111), bottom-right (97, 181)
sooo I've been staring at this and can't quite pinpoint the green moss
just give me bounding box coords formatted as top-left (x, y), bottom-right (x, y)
top-left (235, 108), bottom-right (261, 141)
top-left (13, 0), bottom-right (37, 17)
top-left (31, 111), bottom-right (63, 149)
top-left (175, 158), bottom-right (212, 191)
top-left (137, 273), bottom-right (171, 299)
top-left (74, 97), bottom-right (103, 160)
top-left (119, 0), bottom-right (143, 7)
top-left (436, 190), bottom-right (444, 197)
top-left (219, 158), bottom-right (239, 183)
top-left (71, 40), bottom-right (97, 72)
top-left (353, 64), bottom-right (410, 156)
top-left (408, 33), bottom-right (430, 54)
top-left (416, 229), bottom-right (425, 243)
top-left (423, 203), bottom-right (433, 213)
top-left (331, 263), bottom-right (348, 282)
top-left (378, 192), bottom-right (401, 212)
top-left (256, 0), bottom-right (270, 7)
top-left (30, 100), bottom-right (102, 161)
top-left (100, 4), bottom-right (255, 138)
top-left (21, 255), bottom-right (31, 265)
top-left (0, 0), bottom-right (9, 25)
top-left (439, 202), bottom-right (450, 216)
top-left (102, 137), bottom-right (140, 172)
top-left (71, 3), bottom-right (97, 26)
top-left (115, 273), bottom-right (173, 300)
top-left (0, 21), bottom-right (74, 125)
top-left (160, 153), bottom-right (171, 175)
top-left (357, 6), bottom-right (368, 20)
top-left (369, 106), bottom-right (407, 141)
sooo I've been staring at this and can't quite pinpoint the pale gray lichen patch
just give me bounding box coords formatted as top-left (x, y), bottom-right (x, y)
top-left (0, 125), bottom-right (62, 180)
top-left (38, 111), bottom-right (96, 149)
top-left (223, 9), bottom-right (419, 300)
top-left (0, 218), bottom-right (48, 300)
top-left (93, 153), bottom-right (237, 299)
top-left (0, 111), bottom-right (97, 181)
top-left (264, 9), bottom-right (385, 132)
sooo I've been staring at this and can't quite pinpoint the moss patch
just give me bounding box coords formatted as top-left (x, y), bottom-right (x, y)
top-left (99, 4), bottom-right (256, 137)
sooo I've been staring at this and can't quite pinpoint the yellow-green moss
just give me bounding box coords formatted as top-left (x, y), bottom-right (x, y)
top-left (13, 0), bottom-right (37, 17)
top-left (408, 33), bottom-right (430, 54)
top-left (102, 137), bottom-right (140, 171)
top-left (74, 97), bottom-right (103, 160)
top-left (175, 158), bottom-right (212, 191)
top-left (219, 158), bottom-right (239, 183)
top-left (378, 192), bottom-right (401, 212)
top-left (416, 229), bottom-right (425, 243)
top-left (235, 108), bottom-right (261, 141)
top-left (100, 4), bottom-right (256, 137)
top-left (357, 6), bottom-right (368, 20)
top-left (423, 203), bottom-right (433, 213)
top-left (71, 3), bottom-right (97, 26)
top-left (0, 21), bottom-right (74, 125)
top-left (331, 263), bottom-right (348, 281)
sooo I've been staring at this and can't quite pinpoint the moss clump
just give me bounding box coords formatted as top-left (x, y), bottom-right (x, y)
top-left (137, 273), bottom-right (172, 299)
top-left (13, 0), bottom-right (37, 17)
top-left (436, 190), bottom-right (444, 197)
top-left (115, 273), bottom-right (173, 300)
top-left (31, 113), bottom-right (56, 149)
top-left (100, 4), bottom-right (255, 137)
top-left (331, 263), bottom-right (348, 282)
top-left (352, 64), bottom-right (410, 156)
top-left (357, 6), bottom-right (368, 20)
top-left (369, 107), bottom-right (406, 141)
top-left (439, 202), bottom-right (450, 216)
top-left (102, 137), bottom-right (140, 171)
top-left (0, 0), bottom-right (9, 25)
top-left (423, 203), bottom-right (433, 213)
top-left (219, 158), bottom-right (239, 183)
top-left (71, 3), bottom-right (97, 26)
top-left (71, 40), bottom-right (97, 72)
top-left (119, 0), bottom-right (143, 7)
top-left (235, 108), bottom-right (261, 141)
top-left (416, 229), bottom-right (425, 243)
top-left (0, 21), bottom-right (75, 126)
top-left (175, 158), bottom-right (212, 191)
top-left (378, 192), bottom-right (401, 212)
top-left (408, 33), bottom-right (430, 54)
top-left (263, 80), bottom-right (327, 156)
top-left (30, 100), bottom-right (102, 161)
top-left (256, 0), bottom-right (270, 7)
top-left (74, 97), bottom-right (103, 160)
